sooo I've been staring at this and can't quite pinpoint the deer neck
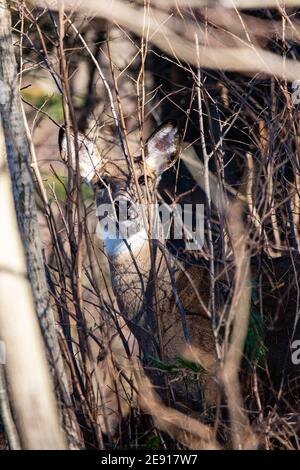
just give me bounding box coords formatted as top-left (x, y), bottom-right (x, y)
top-left (101, 220), bottom-right (170, 317)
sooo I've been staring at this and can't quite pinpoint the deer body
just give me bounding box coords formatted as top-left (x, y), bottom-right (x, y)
top-left (59, 121), bottom-right (216, 407)
top-left (107, 227), bottom-right (214, 364)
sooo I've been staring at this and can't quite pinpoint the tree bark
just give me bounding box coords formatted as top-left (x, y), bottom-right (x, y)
top-left (0, 113), bottom-right (66, 449)
top-left (0, 1), bottom-right (80, 448)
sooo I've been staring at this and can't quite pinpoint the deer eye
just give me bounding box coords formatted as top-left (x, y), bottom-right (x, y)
top-left (95, 174), bottom-right (109, 190)
top-left (138, 174), bottom-right (145, 185)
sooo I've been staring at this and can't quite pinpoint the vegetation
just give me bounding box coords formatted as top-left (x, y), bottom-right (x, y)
top-left (0, 0), bottom-right (300, 451)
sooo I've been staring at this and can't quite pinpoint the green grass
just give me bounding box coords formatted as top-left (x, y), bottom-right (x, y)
top-left (21, 89), bottom-right (86, 122)
top-left (35, 173), bottom-right (94, 208)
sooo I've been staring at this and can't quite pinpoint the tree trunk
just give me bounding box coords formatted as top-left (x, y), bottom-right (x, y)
top-left (0, 1), bottom-right (80, 448)
top-left (0, 112), bottom-right (66, 449)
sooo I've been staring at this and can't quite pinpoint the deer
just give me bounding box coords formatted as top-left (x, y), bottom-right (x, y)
top-left (59, 120), bottom-right (218, 416)
top-left (59, 119), bottom-right (300, 438)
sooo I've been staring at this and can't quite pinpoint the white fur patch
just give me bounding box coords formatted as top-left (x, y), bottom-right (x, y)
top-left (61, 134), bottom-right (100, 182)
top-left (102, 228), bottom-right (148, 257)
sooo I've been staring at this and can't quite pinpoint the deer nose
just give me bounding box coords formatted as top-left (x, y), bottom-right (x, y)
top-left (114, 199), bottom-right (138, 221)
top-left (127, 202), bottom-right (138, 220)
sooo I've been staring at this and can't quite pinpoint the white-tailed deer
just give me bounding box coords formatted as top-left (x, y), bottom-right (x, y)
top-left (59, 120), bottom-right (218, 412)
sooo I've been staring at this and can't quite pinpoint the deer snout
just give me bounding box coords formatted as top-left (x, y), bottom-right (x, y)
top-left (114, 198), bottom-right (138, 222)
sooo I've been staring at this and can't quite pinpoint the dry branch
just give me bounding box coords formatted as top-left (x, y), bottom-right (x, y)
top-left (30, 0), bottom-right (300, 81)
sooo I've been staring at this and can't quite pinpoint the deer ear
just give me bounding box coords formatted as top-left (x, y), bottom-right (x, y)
top-left (145, 120), bottom-right (182, 177)
top-left (58, 128), bottom-right (101, 182)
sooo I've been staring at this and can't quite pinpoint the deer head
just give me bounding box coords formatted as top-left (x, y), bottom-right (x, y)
top-left (59, 120), bottom-right (182, 256)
